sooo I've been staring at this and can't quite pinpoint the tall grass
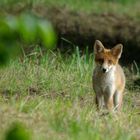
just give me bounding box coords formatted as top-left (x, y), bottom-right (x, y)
top-left (0, 48), bottom-right (139, 140)
top-left (0, 47), bottom-right (94, 97)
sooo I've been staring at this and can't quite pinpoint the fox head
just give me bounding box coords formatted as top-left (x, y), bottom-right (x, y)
top-left (94, 40), bottom-right (123, 73)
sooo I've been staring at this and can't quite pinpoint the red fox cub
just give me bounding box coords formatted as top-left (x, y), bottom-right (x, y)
top-left (92, 40), bottom-right (125, 111)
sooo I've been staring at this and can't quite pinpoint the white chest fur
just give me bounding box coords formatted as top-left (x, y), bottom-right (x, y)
top-left (93, 66), bottom-right (116, 95)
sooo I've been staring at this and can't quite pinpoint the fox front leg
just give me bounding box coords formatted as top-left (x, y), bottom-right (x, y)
top-left (104, 91), bottom-right (114, 111)
top-left (95, 94), bottom-right (104, 110)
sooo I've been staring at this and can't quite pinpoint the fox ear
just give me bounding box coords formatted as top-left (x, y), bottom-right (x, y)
top-left (94, 40), bottom-right (104, 54)
top-left (111, 44), bottom-right (123, 59)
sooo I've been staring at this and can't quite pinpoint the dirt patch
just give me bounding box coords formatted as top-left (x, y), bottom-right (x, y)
top-left (1, 4), bottom-right (140, 64)
top-left (33, 5), bottom-right (140, 64)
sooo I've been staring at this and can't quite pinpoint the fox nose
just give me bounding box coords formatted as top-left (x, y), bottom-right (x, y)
top-left (102, 68), bottom-right (107, 73)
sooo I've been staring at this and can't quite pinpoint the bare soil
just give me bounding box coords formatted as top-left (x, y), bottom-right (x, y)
top-left (1, 4), bottom-right (140, 64)
top-left (33, 5), bottom-right (140, 64)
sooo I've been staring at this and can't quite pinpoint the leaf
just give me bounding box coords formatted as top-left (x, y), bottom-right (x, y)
top-left (5, 122), bottom-right (31, 140)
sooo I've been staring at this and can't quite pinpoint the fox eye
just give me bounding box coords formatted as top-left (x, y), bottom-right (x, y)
top-left (98, 58), bottom-right (104, 64)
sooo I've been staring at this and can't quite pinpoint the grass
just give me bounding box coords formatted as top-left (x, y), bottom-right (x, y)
top-left (0, 0), bottom-right (140, 20)
top-left (44, 0), bottom-right (140, 16)
top-left (0, 0), bottom-right (140, 139)
top-left (0, 48), bottom-right (140, 140)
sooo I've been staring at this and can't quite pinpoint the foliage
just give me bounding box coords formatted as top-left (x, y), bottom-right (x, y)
top-left (5, 122), bottom-right (31, 140)
top-left (0, 14), bottom-right (56, 65)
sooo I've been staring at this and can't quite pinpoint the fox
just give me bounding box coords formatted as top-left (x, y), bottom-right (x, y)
top-left (92, 40), bottom-right (125, 111)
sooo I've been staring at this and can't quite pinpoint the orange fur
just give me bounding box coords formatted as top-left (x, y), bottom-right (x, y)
top-left (92, 40), bottom-right (125, 111)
